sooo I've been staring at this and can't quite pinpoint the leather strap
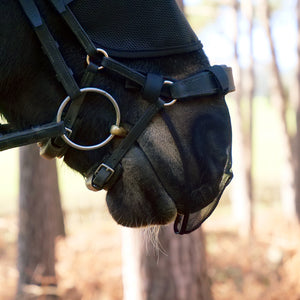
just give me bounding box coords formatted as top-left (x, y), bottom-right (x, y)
top-left (102, 56), bottom-right (146, 87)
top-left (86, 98), bottom-right (165, 190)
top-left (50, 0), bottom-right (97, 56)
top-left (0, 122), bottom-right (65, 151)
top-left (18, 0), bottom-right (81, 99)
top-left (40, 63), bottom-right (99, 159)
top-left (102, 56), bottom-right (235, 100)
top-left (142, 73), bottom-right (165, 102)
top-left (169, 66), bottom-right (235, 99)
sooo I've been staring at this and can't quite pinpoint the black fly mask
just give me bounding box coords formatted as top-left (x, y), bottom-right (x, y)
top-left (1, 0), bottom-right (234, 234)
top-left (65, 0), bottom-right (201, 58)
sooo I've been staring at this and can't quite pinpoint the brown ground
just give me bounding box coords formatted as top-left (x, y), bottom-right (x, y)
top-left (0, 202), bottom-right (300, 300)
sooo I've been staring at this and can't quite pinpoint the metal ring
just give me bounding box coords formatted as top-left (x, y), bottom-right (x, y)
top-left (163, 80), bottom-right (177, 107)
top-left (56, 87), bottom-right (120, 151)
top-left (86, 48), bottom-right (109, 70)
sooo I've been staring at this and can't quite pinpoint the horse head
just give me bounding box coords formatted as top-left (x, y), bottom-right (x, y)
top-left (0, 0), bottom-right (234, 234)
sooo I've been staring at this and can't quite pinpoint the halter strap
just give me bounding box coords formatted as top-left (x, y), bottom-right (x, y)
top-left (0, 122), bottom-right (65, 151)
top-left (101, 57), bottom-right (235, 99)
top-left (18, 0), bottom-right (81, 99)
top-left (49, 0), bottom-right (97, 56)
top-left (86, 98), bottom-right (165, 190)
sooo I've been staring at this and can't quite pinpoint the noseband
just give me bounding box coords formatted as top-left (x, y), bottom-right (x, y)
top-left (1, 0), bottom-right (235, 234)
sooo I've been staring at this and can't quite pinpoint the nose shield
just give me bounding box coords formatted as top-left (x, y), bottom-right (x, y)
top-left (160, 100), bottom-right (233, 234)
top-left (174, 156), bottom-right (232, 234)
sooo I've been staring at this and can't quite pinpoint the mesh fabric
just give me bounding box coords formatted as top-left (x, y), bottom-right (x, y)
top-left (67, 0), bottom-right (201, 57)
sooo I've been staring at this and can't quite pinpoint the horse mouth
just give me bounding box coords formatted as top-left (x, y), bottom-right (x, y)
top-left (104, 102), bottom-right (233, 232)
top-left (105, 144), bottom-right (178, 228)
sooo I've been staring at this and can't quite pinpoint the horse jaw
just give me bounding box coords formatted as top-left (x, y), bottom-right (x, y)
top-left (105, 115), bottom-right (182, 228)
top-left (106, 146), bottom-right (178, 227)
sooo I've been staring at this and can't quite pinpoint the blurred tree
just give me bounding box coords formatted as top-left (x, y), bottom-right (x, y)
top-left (176, 0), bottom-right (184, 12)
top-left (185, 1), bottom-right (221, 32)
top-left (260, 0), bottom-right (297, 223)
top-left (243, 0), bottom-right (255, 234)
top-left (17, 145), bottom-right (65, 299)
top-left (186, 0), bottom-right (255, 237)
top-left (295, 0), bottom-right (300, 221)
top-left (122, 226), bottom-right (212, 300)
top-left (229, 0), bottom-right (254, 238)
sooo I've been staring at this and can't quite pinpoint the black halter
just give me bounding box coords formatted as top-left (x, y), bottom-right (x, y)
top-left (1, 0), bottom-right (235, 234)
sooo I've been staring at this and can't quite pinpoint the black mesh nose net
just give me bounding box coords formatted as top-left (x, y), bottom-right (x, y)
top-left (161, 97), bottom-right (233, 234)
top-left (66, 0), bottom-right (202, 57)
top-left (174, 157), bottom-right (232, 234)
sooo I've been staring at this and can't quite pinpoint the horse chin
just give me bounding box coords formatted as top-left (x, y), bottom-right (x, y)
top-left (105, 146), bottom-right (178, 228)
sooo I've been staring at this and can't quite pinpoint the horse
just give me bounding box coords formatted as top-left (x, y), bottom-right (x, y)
top-left (0, 0), bottom-right (234, 234)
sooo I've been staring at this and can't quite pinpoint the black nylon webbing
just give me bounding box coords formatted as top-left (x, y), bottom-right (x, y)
top-left (102, 57), bottom-right (235, 100)
top-left (88, 98), bottom-right (165, 190)
top-left (170, 66), bottom-right (235, 99)
top-left (101, 57), bottom-right (146, 87)
top-left (0, 122), bottom-right (65, 151)
top-left (39, 63), bottom-right (99, 159)
top-left (50, 0), bottom-right (97, 56)
top-left (18, 0), bottom-right (80, 99)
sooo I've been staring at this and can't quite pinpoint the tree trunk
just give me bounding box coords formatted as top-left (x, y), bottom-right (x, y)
top-left (261, 0), bottom-right (297, 223)
top-left (295, 0), bottom-right (300, 221)
top-left (243, 0), bottom-right (255, 234)
top-left (17, 145), bottom-right (65, 299)
top-left (230, 0), bottom-right (253, 237)
top-left (122, 226), bottom-right (212, 300)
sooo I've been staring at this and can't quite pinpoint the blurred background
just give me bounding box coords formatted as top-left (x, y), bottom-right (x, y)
top-left (1, 0), bottom-right (300, 299)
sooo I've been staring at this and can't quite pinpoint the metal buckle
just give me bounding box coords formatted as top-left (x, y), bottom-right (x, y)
top-left (86, 163), bottom-right (115, 191)
top-left (56, 87), bottom-right (121, 151)
top-left (95, 163), bottom-right (115, 180)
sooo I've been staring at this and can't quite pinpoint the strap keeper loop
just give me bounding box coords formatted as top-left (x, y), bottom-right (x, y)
top-left (206, 65), bottom-right (229, 94)
top-left (142, 73), bottom-right (164, 103)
